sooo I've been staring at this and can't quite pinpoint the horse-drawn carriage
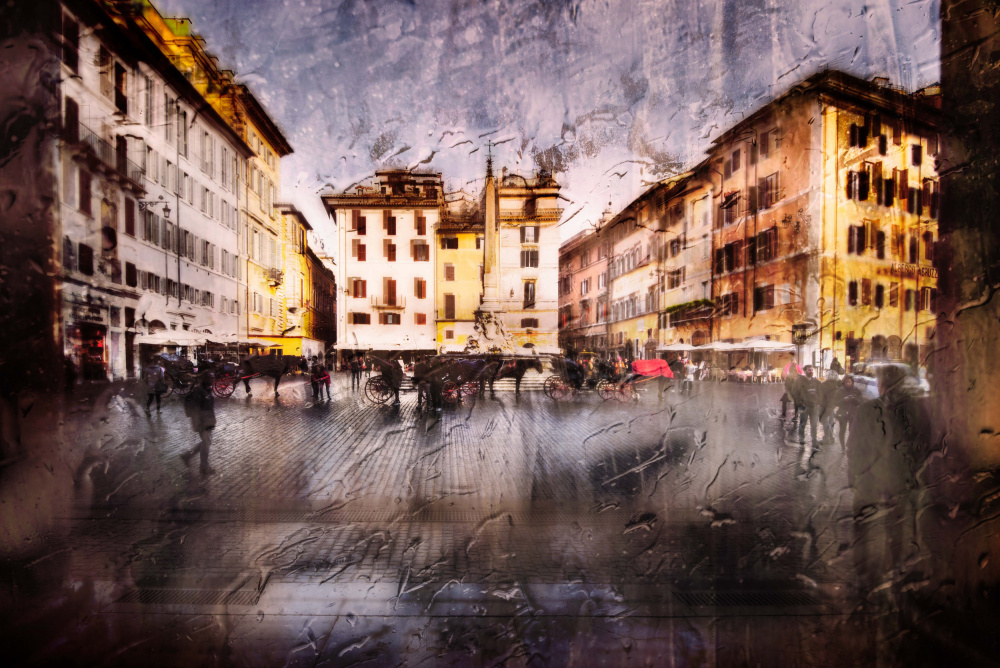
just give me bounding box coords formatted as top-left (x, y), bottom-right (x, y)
top-left (363, 354), bottom-right (544, 408)
top-left (544, 353), bottom-right (622, 401)
top-left (154, 353), bottom-right (242, 398)
top-left (545, 355), bottom-right (673, 403)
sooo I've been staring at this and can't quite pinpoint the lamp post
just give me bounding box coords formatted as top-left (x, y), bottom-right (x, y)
top-left (138, 195), bottom-right (172, 304)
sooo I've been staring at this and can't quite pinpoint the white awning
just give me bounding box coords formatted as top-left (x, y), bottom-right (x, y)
top-left (658, 342), bottom-right (696, 351)
top-left (745, 340), bottom-right (796, 351)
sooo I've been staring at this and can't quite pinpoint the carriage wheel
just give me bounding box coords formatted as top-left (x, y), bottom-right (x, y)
top-left (213, 374), bottom-right (236, 398)
top-left (442, 381), bottom-right (461, 405)
top-left (461, 381), bottom-right (480, 397)
top-left (365, 376), bottom-right (393, 404)
top-left (596, 379), bottom-right (616, 401)
top-left (543, 376), bottom-right (561, 400)
top-left (161, 375), bottom-right (175, 398)
top-left (173, 374), bottom-right (194, 396)
top-left (615, 383), bottom-right (634, 403)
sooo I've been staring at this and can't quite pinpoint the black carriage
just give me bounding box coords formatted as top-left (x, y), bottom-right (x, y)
top-left (544, 352), bottom-right (621, 401)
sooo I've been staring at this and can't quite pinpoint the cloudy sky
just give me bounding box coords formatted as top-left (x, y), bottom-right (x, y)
top-left (155, 0), bottom-right (940, 245)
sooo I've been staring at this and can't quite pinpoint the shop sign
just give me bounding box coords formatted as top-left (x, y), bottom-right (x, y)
top-left (70, 304), bottom-right (106, 324)
top-left (891, 262), bottom-right (937, 279)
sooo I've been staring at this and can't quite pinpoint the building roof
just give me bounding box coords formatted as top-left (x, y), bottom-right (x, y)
top-left (276, 203), bottom-right (312, 230)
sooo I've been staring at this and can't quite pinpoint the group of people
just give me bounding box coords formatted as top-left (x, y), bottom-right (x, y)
top-left (780, 359), bottom-right (863, 448)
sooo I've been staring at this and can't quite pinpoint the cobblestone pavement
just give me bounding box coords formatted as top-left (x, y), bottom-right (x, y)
top-left (0, 373), bottom-right (965, 666)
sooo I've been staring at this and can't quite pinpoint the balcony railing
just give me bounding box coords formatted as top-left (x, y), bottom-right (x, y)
top-left (436, 308), bottom-right (477, 321)
top-left (266, 267), bottom-right (283, 286)
top-left (372, 296), bottom-right (405, 310)
top-left (73, 123), bottom-right (145, 193)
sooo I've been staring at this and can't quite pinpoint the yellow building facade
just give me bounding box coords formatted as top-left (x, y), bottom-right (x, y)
top-left (435, 206), bottom-right (484, 351)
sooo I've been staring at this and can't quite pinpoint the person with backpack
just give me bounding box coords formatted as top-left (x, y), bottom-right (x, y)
top-left (312, 362), bottom-right (331, 400)
top-left (144, 359), bottom-right (167, 415)
top-left (181, 372), bottom-right (217, 476)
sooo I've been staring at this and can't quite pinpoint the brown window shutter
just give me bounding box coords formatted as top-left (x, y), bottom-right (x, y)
top-left (351, 239), bottom-right (358, 258)
top-left (383, 210), bottom-right (389, 230)
top-left (351, 209), bottom-right (359, 230)
top-left (520, 226), bottom-right (526, 243)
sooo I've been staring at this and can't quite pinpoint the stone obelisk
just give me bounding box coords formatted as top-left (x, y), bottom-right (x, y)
top-left (479, 151), bottom-right (501, 312)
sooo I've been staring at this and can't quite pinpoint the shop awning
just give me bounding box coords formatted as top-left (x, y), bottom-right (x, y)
top-left (658, 342), bottom-right (696, 351)
top-left (745, 340), bottom-right (796, 352)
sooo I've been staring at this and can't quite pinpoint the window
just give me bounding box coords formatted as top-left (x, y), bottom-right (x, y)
top-left (444, 264), bottom-right (455, 281)
top-left (717, 292), bottom-right (739, 316)
top-left (905, 289), bottom-right (915, 311)
top-left (753, 284), bottom-right (775, 311)
top-left (760, 172), bottom-right (780, 208)
top-left (523, 282), bottom-right (536, 308)
top-left (848, 225), bottom-right (866, 254)
top-left (731, 149), bottom-right (740, 172)
top-left (387, 243), bottom-right (396, 262)
top-left (440, 237), bottom-right (458, 250)
top-left (861, 278), bottom-right (872, 305)
top-left (358, 244), bottom-right (366, 261)
top-left (876, 230), bottom-right (886, 259)
top-left (414, 278), bottom-right (426, 299)
top-left (351, 279), bottom-right (367, 298)
top-left (669, 238), bottom-right (682, 257)
top-left (79, 170), bottom-right (91, 216)
top-left (875, 284), bottom-right (885, 309)
top-left (911, 144), bottom-right (923, 167)
top-left (415, 217), bottom-right (426, 235)
top-left (721, 192), bottom-right (739, 225)
top-left (98, 46), bottom-right (112, 98)
top-left (63, 96), bottom-right (79, 143)
top-left (78, 243), bottom-right (94, 275)
top-left (848, 281), bottom-right (858, 306)
top-left (909, 237), bottom-right (918, 264)
top-left (178, 110), bottom-right (188, 157)
top-left (889, 282), bottom-right (899, 307)
top-left (384, 278), bottom-right (397, 306)
top-left (415, 313), bottom-right (427, 325)
top-left (414, 243), bottom-right (429, 261)
top-left (61, 13), bottom-right (79, 72)
top-left (379, 312), bottom-right (401, 325)
top-left (760, 130), bottom-right (772, 158)
top-left (922, 232), bottom-right (934, 261)
top-left (520, 249), bottom-right (539, 268)
top-left (580, 278), bottom-right (590, 295)
top-left (124, 198), bottom-right (135, 236)
top-left (125, 262), bottom-right (137, 287)
top-left (667, 269), bottom-right (684, 289)
top-left (350, 312), bottom-right (371, 325)
top-left (520, 226), bottom-right (539, 243)
top-left (387, 216), bottom-right (396, 236)
top-left (476, 235), bottom-right (483, 249)
top-left (921, 287), bottom-right (933, 311)
top-left (445, 329), bottom-right (454, 340)
top-left (521, 318), bottom-right (539, 328)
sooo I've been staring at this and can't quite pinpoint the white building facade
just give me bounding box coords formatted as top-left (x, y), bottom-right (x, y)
top-left (323, 171), bottom-right (443, 363)
top-left (56, 2), bottom-right (251, 380)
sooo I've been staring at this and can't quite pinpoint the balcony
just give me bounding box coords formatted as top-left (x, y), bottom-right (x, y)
top-left (372, 296), bottom-right (405, 310)
top-left (69, 123), bottom-right (145, 194)
top-left (266, 267), bottom-right (283, 286)
top-left (436, 308), bottom-right (477, 322)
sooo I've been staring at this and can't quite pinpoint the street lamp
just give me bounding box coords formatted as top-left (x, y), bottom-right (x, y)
top-left (138, 195), bottom-right (170, 219)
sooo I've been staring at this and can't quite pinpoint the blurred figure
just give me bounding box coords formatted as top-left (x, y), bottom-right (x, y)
top-left (318, 363), bottom-right (331, 400)
top-left (795, 365), bottom-right (821, 447)
top-left (847, 363), bottom-right (932, 593)
top-left (349, 354), bottom-right (362, 390)
top-left (143, 359), bottom-right (167, 415)
top-left (181, 372), bottom-right (217, 476)
top-left (835, 374), bottom-right (864, 448)
top-left (310, 362), bottom-right (322, 400)
top-left (680, 355), bottom-right (695, 395)
top-left (818, 370), bottom-right (841, 443)
top-left (64, 355), bottom-right (77, 394)
top-left (782, 364), bottom-right (800, 420)
top-left (829, 356), bottom-right (845, 376)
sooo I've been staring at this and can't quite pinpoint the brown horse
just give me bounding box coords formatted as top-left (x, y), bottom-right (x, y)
top-left (240, 354), bottom-right (303, 397)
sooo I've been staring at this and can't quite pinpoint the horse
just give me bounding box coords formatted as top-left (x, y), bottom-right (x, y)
top-left (240, 354), bottom-right (303, 397)
top-left (485, 356), bottom-right (545, 397)
top-left (413, 356), bottom-right (494, 411)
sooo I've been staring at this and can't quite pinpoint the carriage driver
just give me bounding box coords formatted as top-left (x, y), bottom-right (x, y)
top-left (563, 349), bottom-right (585, 390)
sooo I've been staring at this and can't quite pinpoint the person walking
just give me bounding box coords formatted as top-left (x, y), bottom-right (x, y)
top-left (835, 374), bottom-right (864, 448)
top-left (318, 363), bottom-right (331, 400)
top-left (181, 372), bottom-right (217, 476)
top-left (818, 370), bottom-right (841, 444)
top-left (680, 355), bottom-right (695, 395)
top-left (310, 362), bottom-right (322, 400)
top-left (144, 359), bottom-right (167, 415)
top-left (349, 354), bottom-right (362, 391)
top-left (795, 365), bottom-right (821, 447)
top-left (782, 364), bottom-right (800, 421)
